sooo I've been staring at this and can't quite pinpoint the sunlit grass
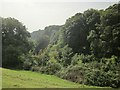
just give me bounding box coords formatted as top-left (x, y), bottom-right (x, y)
top-left (2, 68), bottom-right (105, 88)
top-left (0, 68), bottom-right (2, 89)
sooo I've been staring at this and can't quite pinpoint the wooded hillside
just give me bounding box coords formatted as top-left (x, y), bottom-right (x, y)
top-left (2, 3), bottom-right (120, 88)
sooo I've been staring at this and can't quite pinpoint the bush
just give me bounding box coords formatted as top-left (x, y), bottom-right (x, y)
top-left (84, 69), bottom-right (120, 88)
top-left (60, 45), bottom-right (73, 66)
top-left (57, 65), bottom-right (86, 84)
top-left (45, 58), bottom-right (62, 75)
top-left (71, 54), bottom-right (96, 65)
top-left (71, 53), bottom-right (83, 65)
top-left (31, 65), bottom-right (40, 72)
top-left (57, 55), bottom-right (120, 88)
top-left (21, 52), bottom-right (38, 70)
top-left (83, 56), bottom-right (120, 88)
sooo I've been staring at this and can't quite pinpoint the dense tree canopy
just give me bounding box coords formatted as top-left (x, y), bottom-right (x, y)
top-left (62, 9), bottom-right (101, 54)
top-left (31, 25), bottom-right (61, 54)
top-left (29, 3), bottom-right (120, 88)
top-left (88, 4), bottom-right (120, 58)
top-left (2, 3), bottom-right (120, 88)
top-left (2, 17), bottom-right (32, 68)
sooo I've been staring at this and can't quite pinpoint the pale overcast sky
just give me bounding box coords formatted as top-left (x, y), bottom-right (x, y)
top-left (0, 0), bottom-right (119, 32)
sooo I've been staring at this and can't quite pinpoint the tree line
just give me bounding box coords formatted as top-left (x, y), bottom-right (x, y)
top-left (1, 3), bottom-right (120, 88)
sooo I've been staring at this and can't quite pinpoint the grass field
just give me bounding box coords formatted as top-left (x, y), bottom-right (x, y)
top-left (2, 68), bottom-right (105, 88)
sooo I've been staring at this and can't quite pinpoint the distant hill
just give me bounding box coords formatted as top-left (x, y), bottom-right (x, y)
top-left (30, 29), bottom-right (44, 44)
top-left (30, 25), bottom-right (62, 54)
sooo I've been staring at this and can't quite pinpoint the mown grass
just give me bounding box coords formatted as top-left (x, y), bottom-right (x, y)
top-left (2, 68), bottom-right (106, 88)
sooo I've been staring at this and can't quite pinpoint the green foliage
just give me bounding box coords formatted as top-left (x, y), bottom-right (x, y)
top-left (34, 35), bottom-right (50, 54)
top-left (30, 25), bottom-right (62, 54)
top-left (38, 49), bottom-right (50, 66)
top-left (60, 45), bottom-right (73, 66)
top-left (71, 53), bottom-right (82, 65)
top-left (29, 3), bottom-right (120, 88)
top-left (2, 45), bottom-right (22, 68)
top-left (57, 65), bottom-right (86, 84)
top-left (58, 56), bottom-right (120, 88)
top-left (2, 3), bottom-right (120, 88)
top-left (3, 68), bottom-right (101, 88)
top-left (71, 54), bottom-right (96, 65)
top-left (85, 68), bottom-right (120, 88)
top-left (45, 59), bottom-right (62, 75)
top-left (87, 29), bottom-right (102, 58)
top-left (88, 4), bottom-right (120, 58)
top-left (21, 52), bottom-right (38, 70)
top-left (2, 17), bottom-right (33, 68)
top-left (62, 9), bottom-right (100, 54)
top-left (30, 29), bottom-right (44, 44)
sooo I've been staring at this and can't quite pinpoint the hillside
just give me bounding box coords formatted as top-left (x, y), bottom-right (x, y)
top-left (30, 25), bottom-right (62, 54)
top-left (30, 25), bottom-right (61, 44)
top-left (30, 29), bottom-right (44, 44)
top-left (2, 68), bottom-right (101, 88)
top-left (1, 3), bottom-right (120, 89)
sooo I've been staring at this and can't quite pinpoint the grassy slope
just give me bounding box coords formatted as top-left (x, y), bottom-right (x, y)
top-left (2, 68), bottom-right (103, 88)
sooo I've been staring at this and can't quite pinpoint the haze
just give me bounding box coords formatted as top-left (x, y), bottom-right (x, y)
top-left (1, 0), bottom-right (118, 32)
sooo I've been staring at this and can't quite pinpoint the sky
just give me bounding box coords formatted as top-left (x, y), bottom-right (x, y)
top-left (0, 0), bottom-right (119, 32)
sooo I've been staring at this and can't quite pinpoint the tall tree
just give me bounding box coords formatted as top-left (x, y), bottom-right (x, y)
top-left (2, 17), bottom-right (32, 68)
top-left (62, 9), bottom-right (100, 54)
top-left (88, 4), bottom-right (120, 58)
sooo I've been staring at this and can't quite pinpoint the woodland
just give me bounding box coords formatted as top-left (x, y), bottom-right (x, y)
top-left (1, 3), bottom-right (120, 88)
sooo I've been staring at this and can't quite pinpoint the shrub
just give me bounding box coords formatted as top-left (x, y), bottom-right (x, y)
top-left (21, 52), bottom-right (38, 70)
top-left (45, 58), bottom-right (62, 75)
top-left (31, 65), bottom-right (40, 72)
top-left (83, 56), bottom-right (120, 88)
top-left (84, 69), bottom-right (120, 88)
top-left (57, 56), bottom-right (120, 88)
top-left (57, 65), bottom-right (87, 84)
top-left (71, 54), bottom-right (96, 65)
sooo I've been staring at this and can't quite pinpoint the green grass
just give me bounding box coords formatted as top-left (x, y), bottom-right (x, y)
top-left (2, 68), bottom-right (104, 88)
